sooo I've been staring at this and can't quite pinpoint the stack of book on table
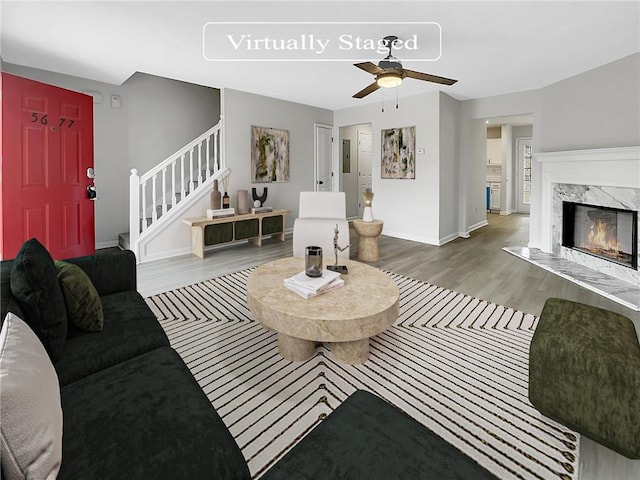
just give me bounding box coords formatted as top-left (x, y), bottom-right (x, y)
top-left (206, 208), bottom-right (235, 219)
top-left (284, 269), bottom-right (344, 299)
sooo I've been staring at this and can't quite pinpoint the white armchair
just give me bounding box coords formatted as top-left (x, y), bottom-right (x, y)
top-left (292, 192), bottom-right (350, 260)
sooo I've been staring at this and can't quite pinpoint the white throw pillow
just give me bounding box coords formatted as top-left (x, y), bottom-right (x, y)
top-left (0, 312), bottom-right (63, 480)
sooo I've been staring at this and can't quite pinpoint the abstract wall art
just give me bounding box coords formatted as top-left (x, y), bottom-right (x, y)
top-left (251, 126), bottom-right (290, 183)
top-left (381, 126), bottom-right (416, 179)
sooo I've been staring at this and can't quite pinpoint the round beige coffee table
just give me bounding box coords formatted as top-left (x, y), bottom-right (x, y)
top-left (352, 219), bottom-right (384, 261)
top-left (247, 257), bottom-right (399, 365)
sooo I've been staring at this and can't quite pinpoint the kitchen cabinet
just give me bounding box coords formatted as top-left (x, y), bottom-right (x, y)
top-left (487, 138), bottom-right (502, 165)
top-left (490, 183), bottom-right (501, 211)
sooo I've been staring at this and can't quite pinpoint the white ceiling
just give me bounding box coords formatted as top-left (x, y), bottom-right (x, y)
top-left (2, 1), bottom-right (639, 111)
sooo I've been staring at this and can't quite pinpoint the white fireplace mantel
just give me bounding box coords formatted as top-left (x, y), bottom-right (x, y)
top-left (536, 145), bottom-right (640, 164)
top-left (535, 146), bottom-right (640, 254)
top-left (531, 145), bottom-right (640, 290)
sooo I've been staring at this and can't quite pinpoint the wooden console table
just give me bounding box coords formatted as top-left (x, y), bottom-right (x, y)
top-left (183, 209), bottom-right (289, 259)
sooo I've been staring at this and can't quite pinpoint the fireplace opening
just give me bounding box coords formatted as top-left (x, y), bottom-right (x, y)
top-left (562, 202), bottom-right (638, 270)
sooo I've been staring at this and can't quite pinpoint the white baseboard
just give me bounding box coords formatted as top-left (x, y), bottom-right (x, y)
top-left (96, 240), bottom-right (120, 250)
top-left (139, 246), bottom-right (195, 263)
top-left (467, 219), bottom-right (489, 234)
top-left (438, 232), bottom-right (460, 245)
top-left (381, 229), bottom-right (440, 246)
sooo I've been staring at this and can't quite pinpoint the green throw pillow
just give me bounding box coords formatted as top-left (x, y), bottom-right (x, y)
top-left (54, 261), bottom-right (104, 332)
top-left (10, 238), bottom-right (68, 361)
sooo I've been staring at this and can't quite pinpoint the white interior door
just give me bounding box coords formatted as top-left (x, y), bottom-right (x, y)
top-left (342, 138), bottom-right (358, 218)
top-left (357, 131), bottom-right (372, 218)
top-left (516, 137), bottom-right (532, 213)
top-left (315, 124), bottom-right (333, 191)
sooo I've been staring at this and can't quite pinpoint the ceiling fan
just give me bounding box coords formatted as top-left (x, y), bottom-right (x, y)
top-left (352, 35), bottom-right (458, 99)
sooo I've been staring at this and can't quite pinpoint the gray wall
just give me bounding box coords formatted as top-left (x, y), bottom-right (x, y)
top-left (2, 63), bottom-right (220, 247)
top-left (137, 87), bottom-right (334, 261)
top-left (124, 72), bottom-right (220, 175)
top-left (458, 53), bottom-right (639, 249)
top-left (529, 52), bottom-right (640, 249)
top-left (439, 92), bottom-right (461, 241)
top-left (222, 88), bottom-right (333, 231)
top-left (512, 126), bottom-right (533, 142)
top-left (335, 91), bottom-right (443, 245)
top-left (459, 90), bottom-right (539, 235)
top-left (537, 53), bottom-right (640, 152)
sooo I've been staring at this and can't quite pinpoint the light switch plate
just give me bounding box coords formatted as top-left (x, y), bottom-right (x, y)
top-left (110, 95), bottom-right (122, 108)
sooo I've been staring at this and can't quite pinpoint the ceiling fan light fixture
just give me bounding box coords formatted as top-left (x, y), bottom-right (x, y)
top-left (376, 72), bottom-right (403, 88)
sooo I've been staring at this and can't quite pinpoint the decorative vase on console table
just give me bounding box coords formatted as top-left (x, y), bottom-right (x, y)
top-left (362, 188), bottom-right (374, 222)
top-left (211, 180), bottom-right (222, 210)
top-left (252, 187), bottom-right (268, 207)
top-left (237, 190), bottom-right (249, 214)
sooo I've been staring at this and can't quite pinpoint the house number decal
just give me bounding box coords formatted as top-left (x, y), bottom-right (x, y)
top-left (31, 113), bottom-right (75, 128)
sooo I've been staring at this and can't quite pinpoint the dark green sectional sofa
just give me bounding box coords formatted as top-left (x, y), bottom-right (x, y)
top-left (0, 243), bottom-right (250, 480)
top-left (1, 239), bottom-right (501, 480)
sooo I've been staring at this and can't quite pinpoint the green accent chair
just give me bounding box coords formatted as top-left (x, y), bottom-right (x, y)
top-left (529, 298), bottom-right (640, 459)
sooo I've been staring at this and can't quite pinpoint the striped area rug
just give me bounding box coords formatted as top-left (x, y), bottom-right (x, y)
top-left (145, 269), bottom-right (579, 480)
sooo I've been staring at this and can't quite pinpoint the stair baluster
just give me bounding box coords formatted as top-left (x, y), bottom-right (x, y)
top-left (141, 182), bottom-right (147, 232)
top-left (198, 145), bottom-right (203, 185)
top-left (151, 174), bottom-right (158, 222)
top-left (128, 121), bottom-right (226, 261)
top-left (161, 167), bottom-right (168, 216)
top-left (171, 162), bottom-right (177, 208)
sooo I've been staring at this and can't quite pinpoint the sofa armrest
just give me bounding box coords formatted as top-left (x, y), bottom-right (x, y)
top-left (64, 250), bottom-right (137, 296)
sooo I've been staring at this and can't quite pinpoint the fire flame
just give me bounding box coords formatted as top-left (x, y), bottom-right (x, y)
top-left (585, 220), bottom-right (620, 253)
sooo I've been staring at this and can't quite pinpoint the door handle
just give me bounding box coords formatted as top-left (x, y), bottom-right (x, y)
top-left (317, 180), bottom-right (324, 185)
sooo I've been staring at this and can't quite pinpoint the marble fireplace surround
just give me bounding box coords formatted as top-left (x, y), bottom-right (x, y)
top-left (505, 146), bottom-right (640, 312)
top-left (552, 183), bottom-right (639, 286)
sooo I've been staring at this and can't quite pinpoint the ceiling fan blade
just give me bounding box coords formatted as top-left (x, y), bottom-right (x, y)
top-left (354, 62), bottom-right (383, 75)
top-left (353, 82), bottom-right (380, 99)
top-left (404, 69), bottom-right (458, 85)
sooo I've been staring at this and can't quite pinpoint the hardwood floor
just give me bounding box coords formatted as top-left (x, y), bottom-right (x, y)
top-left (137, 213), bottom-right (638, 322)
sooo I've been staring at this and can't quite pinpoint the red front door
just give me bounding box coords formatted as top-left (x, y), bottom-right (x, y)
top-left (1, 73), bottom-right (95, 260)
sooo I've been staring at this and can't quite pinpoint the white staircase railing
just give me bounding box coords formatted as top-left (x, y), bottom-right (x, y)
top-left (129, 120), bottom-right (227, 258)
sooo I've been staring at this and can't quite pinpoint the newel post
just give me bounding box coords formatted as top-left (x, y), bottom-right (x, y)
top-left (129, 169), bottom-right (140, 261)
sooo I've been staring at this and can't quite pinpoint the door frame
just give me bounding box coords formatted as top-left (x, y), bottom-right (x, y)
top-left (516, 136), bottom-right (532, 214)
top-left (356, 130), bottom-right (373, 219)
top-left (314, 123), bottom-right (334, 191)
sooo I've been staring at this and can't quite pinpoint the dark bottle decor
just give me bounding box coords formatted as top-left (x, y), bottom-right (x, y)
top-left (222, 175), bottom-right (231, 209)
top-left (211, 179), bottom-right (222, 210)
